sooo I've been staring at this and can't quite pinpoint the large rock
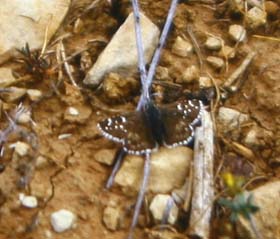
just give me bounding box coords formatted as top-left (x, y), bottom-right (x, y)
top-left (237, 181), bottom-right (280, 239)
top-left (114, 147), bottom-right (192, 195)
top-left (83, 12), bottom-right (160, 87)
top-left (0, 0), bottom-right (70, 63)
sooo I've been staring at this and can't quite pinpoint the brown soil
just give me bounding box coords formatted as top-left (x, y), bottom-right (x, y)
top-left (0, 0), bottom-right (279, 239)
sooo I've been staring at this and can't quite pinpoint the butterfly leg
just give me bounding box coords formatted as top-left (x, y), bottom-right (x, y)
top-left (128, 153), bottom-right (151, 239)
top-left (105, 149), bottom-right (126, 189)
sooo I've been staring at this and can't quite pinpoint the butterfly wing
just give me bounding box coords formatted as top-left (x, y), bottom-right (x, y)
top-left (160, 99), bottom-right (203, 147)
top-left (97, 112), bottom-right (157, 155)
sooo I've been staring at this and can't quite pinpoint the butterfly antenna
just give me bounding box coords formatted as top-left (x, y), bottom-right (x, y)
top-left (128, 152), bottom-right (151, 239)
top-left (145, 0), bottom-right (179, 93)
top-left (131, 0), bottom-right (150, 110)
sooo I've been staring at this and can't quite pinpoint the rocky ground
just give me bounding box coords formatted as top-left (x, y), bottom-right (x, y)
top-left (0, 0), bottom-right (279, 239)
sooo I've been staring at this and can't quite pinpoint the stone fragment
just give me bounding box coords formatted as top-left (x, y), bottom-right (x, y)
top-left (12, 141), bottom-right (30, 157)
top-left (0, 68), bottom-right (18, 87)
top-left (17, 110), bottom-right (32, 124)
top-left (63, 105), bottom-right (92, 124)
top-left (218, 45), bottom-right (236, 59)
top-left (229, 25), bottom-right (246, 42)
top-left (206, 56), bottom-right (224, 70)
top-left (199, 76), bottom-right (212, 88)
top-left (218, 107), bottom-right (249, 131)
top-left (180, 65), bottom-right (200, 83)
top-left (35, 156), bottom-right (49, 169)
top-left (94, 149), bottom-right (117, 166)
top-left (0, 87), bottom-right (26, 102)
top-left (102, 73), bottom-right (139, 101)
top-left (67, 107), bottom-right (79, 116)
top-left (50, 209), bottom-right (76, 233)
top-left (171, 36), bottom-right (193, 57)
top-left (19, 193), bottom-right (38, 208)
top-left (0, 0), bottom-right (70, 62)
top-left (103, 206), bottom-right (121, 231)
top-left (205, 37), bottom-right (222, 51)
top-left (84, 12), bottom-right (160, 87)
top-left (244, 126), bottom-right (273, 147)
top-left (27, 89), bottom-right (42, 101)
top-left (156, 66), bottom-right (170, 81)
top-left (246, 7), bottom-right (267, 29)
top-left (115, 147), bottom-right (192, 195)
top-left (237, 181), bottom-right (280, 239)
top-left (149, 194), bottom-right (179, 225)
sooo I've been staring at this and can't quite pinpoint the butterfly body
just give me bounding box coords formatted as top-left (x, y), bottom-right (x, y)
top-left (98, 99), bottom-right (204, 155)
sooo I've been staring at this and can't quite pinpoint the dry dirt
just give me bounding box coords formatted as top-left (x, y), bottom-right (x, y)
top-left (0, 0), bottom-right (279, 239)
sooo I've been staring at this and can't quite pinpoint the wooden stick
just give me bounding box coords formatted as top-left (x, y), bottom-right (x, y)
top-left (189, 110), bottom-right (214, 239)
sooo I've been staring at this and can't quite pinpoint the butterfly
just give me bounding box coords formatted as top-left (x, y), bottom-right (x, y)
top-left (97, 99), bottom-right (204, 155)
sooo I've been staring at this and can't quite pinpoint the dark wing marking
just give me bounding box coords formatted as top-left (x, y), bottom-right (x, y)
top-left (175, 99), bottom-right (203, 126)
top-left (97, 112), bottom-right (157, 155)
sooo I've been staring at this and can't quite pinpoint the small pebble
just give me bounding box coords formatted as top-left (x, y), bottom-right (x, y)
top-left (27, 89), bottom-right (42, 101)
top-left (156, 66), bottom-right (170, 81)
top-left (35, 156), bottom-right (49, 169)
top-left (171, 36), bottom-right (193, 57)
top-left (94, 149), bottom-right (117, 166)
top-left (67, 107), bottom-right (79, 116)
top-left (12, 141), bottom-right (30, 157)
top-left (103, 73), bottom-right (139, 101)
top-left (50, 209), bottom-right (76, 233)
top-left (180, 65), bottom-right (200, 83)
top-left (246, 6), bottom-right (267, 29)
top-left (229, 25), bottom-right (246, 42)
top-left (19, 193), bottom-right (38, 208)
top-left (149, 194), bottom-right (179, 225)
top-left (103, 206), bottom-right (121, 231)
top-left (206, 56), bottom-right (225, 70)
top-left (205, 37), bottom-right (222, 51)
top-left (199, 76), bottom-right (212, 88)
top-left (218, 107), bottom-right (249, 131)
top-left (17, 111), bottom-right (32, 124)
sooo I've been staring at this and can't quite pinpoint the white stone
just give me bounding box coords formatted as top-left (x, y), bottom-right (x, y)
top-left (27, 89), bottom-right (42, 101)
top-left (50, 209), bottom-right (76, 233)
top-left (237, 181), bottom-right (280, 239)
top-left (172, 36), bottom-right (193, 57)
top-left (246, 7), bottom-right (266, 29)
top-left (229, 25), bottom-right (246, 42)
top-left (181, 65), bottom-right (200, 83)
top-left (206, 56), bottom-right (224, 70)
top-left (244, 126), bottom-right (273, 147)
top-left (205, 37), bottom-right (222, 50)
top-left (19, 193), bottom-right (38, 208)
top-left (218, 107), bottom-right (249, 131)
top-left (115, 147), bottom-right (192, 195)
top-left (103, 206), bottom-right (121, 231)
top-left (0, 0), bottom-right (70, 62)
top-left (149, 194), bottom-right (179, 225)
top-left (17, 111), bottom-right (32, 124)
top-left (84, 12), bottom-right (160, 87)
top-left (13, 141), bottom-right (30, 157)
top-left (67, 107), bottom-right (79, 116)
